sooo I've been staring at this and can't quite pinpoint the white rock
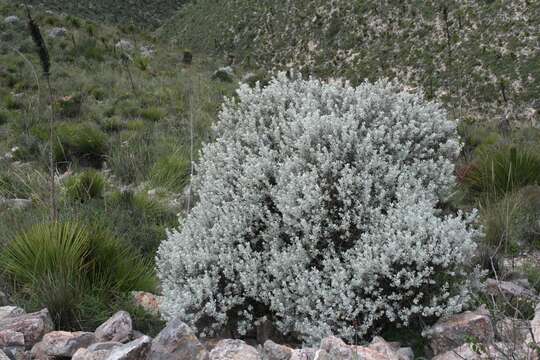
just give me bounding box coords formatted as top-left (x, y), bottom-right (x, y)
top-left (115, 40), bottom-right (134, 52)
top-left (4, 16), bottom-right (19, 24)
top-left (48, 27), bottom-right (67, 38)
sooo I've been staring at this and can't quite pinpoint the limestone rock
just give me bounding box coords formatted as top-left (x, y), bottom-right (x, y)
top-left (4, 16), bottom-right (19, 24)
top-left (289, 348), bottom-right (316, 360)
top-left (115, 40), bottom-right (134, 52)
top-left (263, 340), bottom-right (292, 360)
top-left (48, 27), bottom-right (67, 38)
top-left (0, 329), bottom-right (25, 347)
top-left (485, 278), bottom-right (539, 301)
top-left (0, 306), bottom-right (25, 320)
top-left (31, 331), bottom-right (96, 359)
top-left (495, 317), bottom-right (529, 344)
top-left (209, 339), bottom-right (260, 360)
top-left (72, 343), bottom-right (123, 360)
top-left (105, 336), bottom-right (152, 360)
top-left (319, 336), bottom-right (353, 360)
top-left (424, 306), bottom-right (495, 355)
top-left (149, 317), bottom-right (208, 360)
top-left (95, 311), bottom-right (133, 343)
top-left (0, 309), bottom-right (54, 348)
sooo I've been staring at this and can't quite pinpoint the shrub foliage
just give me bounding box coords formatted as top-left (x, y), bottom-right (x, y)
top-left (157, 75), bottom-right (480, 342)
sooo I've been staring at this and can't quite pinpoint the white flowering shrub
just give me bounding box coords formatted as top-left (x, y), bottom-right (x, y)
top-left (157, 74), bottom-right (480, 342)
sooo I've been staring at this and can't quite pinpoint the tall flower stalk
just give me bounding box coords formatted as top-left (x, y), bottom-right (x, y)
top-left (26, 7), bottom-right (57, 221)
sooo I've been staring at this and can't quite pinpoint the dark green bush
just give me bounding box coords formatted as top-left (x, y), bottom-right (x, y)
top-left (54, 123), bottom-right (108, 168)
top-left (65, 169), bottom-right (105, 202)
top-left (139, 107), bottom-right (166, 122)
top-left (1, 222), bottom-right (155, 329)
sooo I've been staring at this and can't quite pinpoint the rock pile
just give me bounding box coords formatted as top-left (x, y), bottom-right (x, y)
top-left (0, 295), bottom-right (539, 359)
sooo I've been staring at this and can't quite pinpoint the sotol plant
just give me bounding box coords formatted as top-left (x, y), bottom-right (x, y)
top-left (157, 74), bottom-right (481, 343)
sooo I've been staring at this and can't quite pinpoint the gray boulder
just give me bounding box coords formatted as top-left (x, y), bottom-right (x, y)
top-left (149, 317), bottom-right (207, 360)
top-left (3, 16), bottom-right (19, 24)
top-left (263, 340), bottom-right (292, 360)
top-left (48, 27), bottom-right (67, 38)
top-left (105, 336), bottom-right (152, 360)
top-left (0, 306), bottom-right (25, 320)
top-left (0, 309), bottom-right (53, 348)
top-left (95, 311), bottom-right (133, 343)
top-left (31, 331), bottom-right (96, 359)
top-left (209, 339), bottom-right (260, 360)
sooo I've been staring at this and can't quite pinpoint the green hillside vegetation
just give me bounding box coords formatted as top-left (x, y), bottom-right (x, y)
top-left (17, 0), bottom-right (188, 28)
top-left (0, 0), bottom-right (539, 352)
top-left (160, 0), bottom-right (539, 123)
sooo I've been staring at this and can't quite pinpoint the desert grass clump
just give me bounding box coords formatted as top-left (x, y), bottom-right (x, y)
top-left (139, 107), bottom-right (166, 122)
top-left (65, 169), bottom-right (105, 202)
top-left (158, 75), bottom-right (480, 343)
top-left (150, 150), bottom-right (190, 192)
top-left (54, 122), bottom-right (107, 168)
top-left (462, 145), bottom-right (540, 200)
top-left (1, 222), bottom-right (155, 329)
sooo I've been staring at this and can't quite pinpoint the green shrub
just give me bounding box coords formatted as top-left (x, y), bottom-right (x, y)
top-left (105, 191), bottom-right (176, 255)
top-left (150, 150), bottom-right (190, 191)
top-left (0, 109), bottom-right (9, 125)
top-left (65, 170), bottom-right (105, 202)
top-left (139, 107), bottom-right (166, 122)
top-left (481, 188), bottom-right (540, 254)
top-left (1, 222), bottom-right (155, 329)
top-left (3, 94), bottom-right (23, 110)
top-left (463, 145), bottom-right (540, 200)
top-left (107, 130), bottom-right (155, 184)
top-left (100, 116), bottom-right (125, 132)
top-left (54, 123), bottom-right (108, 168)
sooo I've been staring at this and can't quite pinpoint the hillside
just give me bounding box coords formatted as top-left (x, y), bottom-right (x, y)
top-left (12, 0), bottom-right (187, 28)
top-left (160, 0), bottom-right (539, 124)
top-left (1, 0), bottom-right (540, 357)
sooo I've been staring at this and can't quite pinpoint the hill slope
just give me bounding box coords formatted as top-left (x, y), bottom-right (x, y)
top-left (13, 0), bottom-right (188, 28)
top-left (160, 0), bottom-right (539, 123)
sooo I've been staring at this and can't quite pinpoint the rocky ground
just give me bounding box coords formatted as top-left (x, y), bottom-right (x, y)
top-left (1, 276), bottom-right (540, 360)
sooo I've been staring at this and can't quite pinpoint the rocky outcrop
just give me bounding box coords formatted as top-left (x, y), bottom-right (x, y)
top-left (149, 317), bottom-right (207, 360)
top-left (31, 331), bottom-right (96, 359)
top-left (209, 339), bottom-right (260, 360)
top-left (424, 306), bottom-right (494, 355)
top-left (263, 340), bottom-right (292, 360)
top-left (95, 311), bottom-right (132, 343)
top-left (0, 309), bottom-right (54, 348)
top-left (48, 27), bottom-right (67, 38)
top-left (105, 336), bottom-right (152, 360)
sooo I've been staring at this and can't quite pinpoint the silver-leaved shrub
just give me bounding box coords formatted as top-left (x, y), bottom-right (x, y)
top-left (157, 74), bottom-right (480, 343)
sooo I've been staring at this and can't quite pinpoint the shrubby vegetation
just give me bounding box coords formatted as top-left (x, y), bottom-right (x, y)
top-left (157, 75), bottom-right (480, 343)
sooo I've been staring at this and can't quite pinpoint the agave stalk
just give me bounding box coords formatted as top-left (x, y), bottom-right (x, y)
top-left (26, 7), bottom-right (57, 222)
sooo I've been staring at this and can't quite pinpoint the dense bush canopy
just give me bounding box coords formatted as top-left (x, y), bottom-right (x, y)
top-left (158, 74), bottom-right (480, 342)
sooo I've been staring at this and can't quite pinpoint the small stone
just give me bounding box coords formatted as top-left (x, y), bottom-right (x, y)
top-left (73, 348), bottom-right (111, 360)
top-left (424, 306), bottom-right (494, 356)
top-left (0, 309), bottom-right (53, 348)
top-left (319, 336), bottom-right (352, 360)
top-left (115, 40), bottom-right (134, 52)
top-left (0, 306), bottom-right (25, 320)
top-left (485, 278), bottom-right (539, 301)
top-left (88, 342), bottom-right (123, 352)
top-left (31, 331), bottom-right (96, 359)
top-left (95, 311), bottom-right (133, 343)
top-left (209, 339), bottom-right (260, 360)
top-left (263, 340), bottom-right (292, 360)
top-left (211, 67), bottom-right (234, 82)
top-left (105, 336), bottom-right (152, 360)
top-left (4, 16), bottom-right (19, 24)
top-left (0, 330), bottom-right (25, 347)
top-left (149, 317), bottom-right (207, 360)
top-left (289, 348), bottom-right (316, 360)
top-left (48, 27), bottom-right (67, 38)
top-left (397, 347), bottom-right (414, 360)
